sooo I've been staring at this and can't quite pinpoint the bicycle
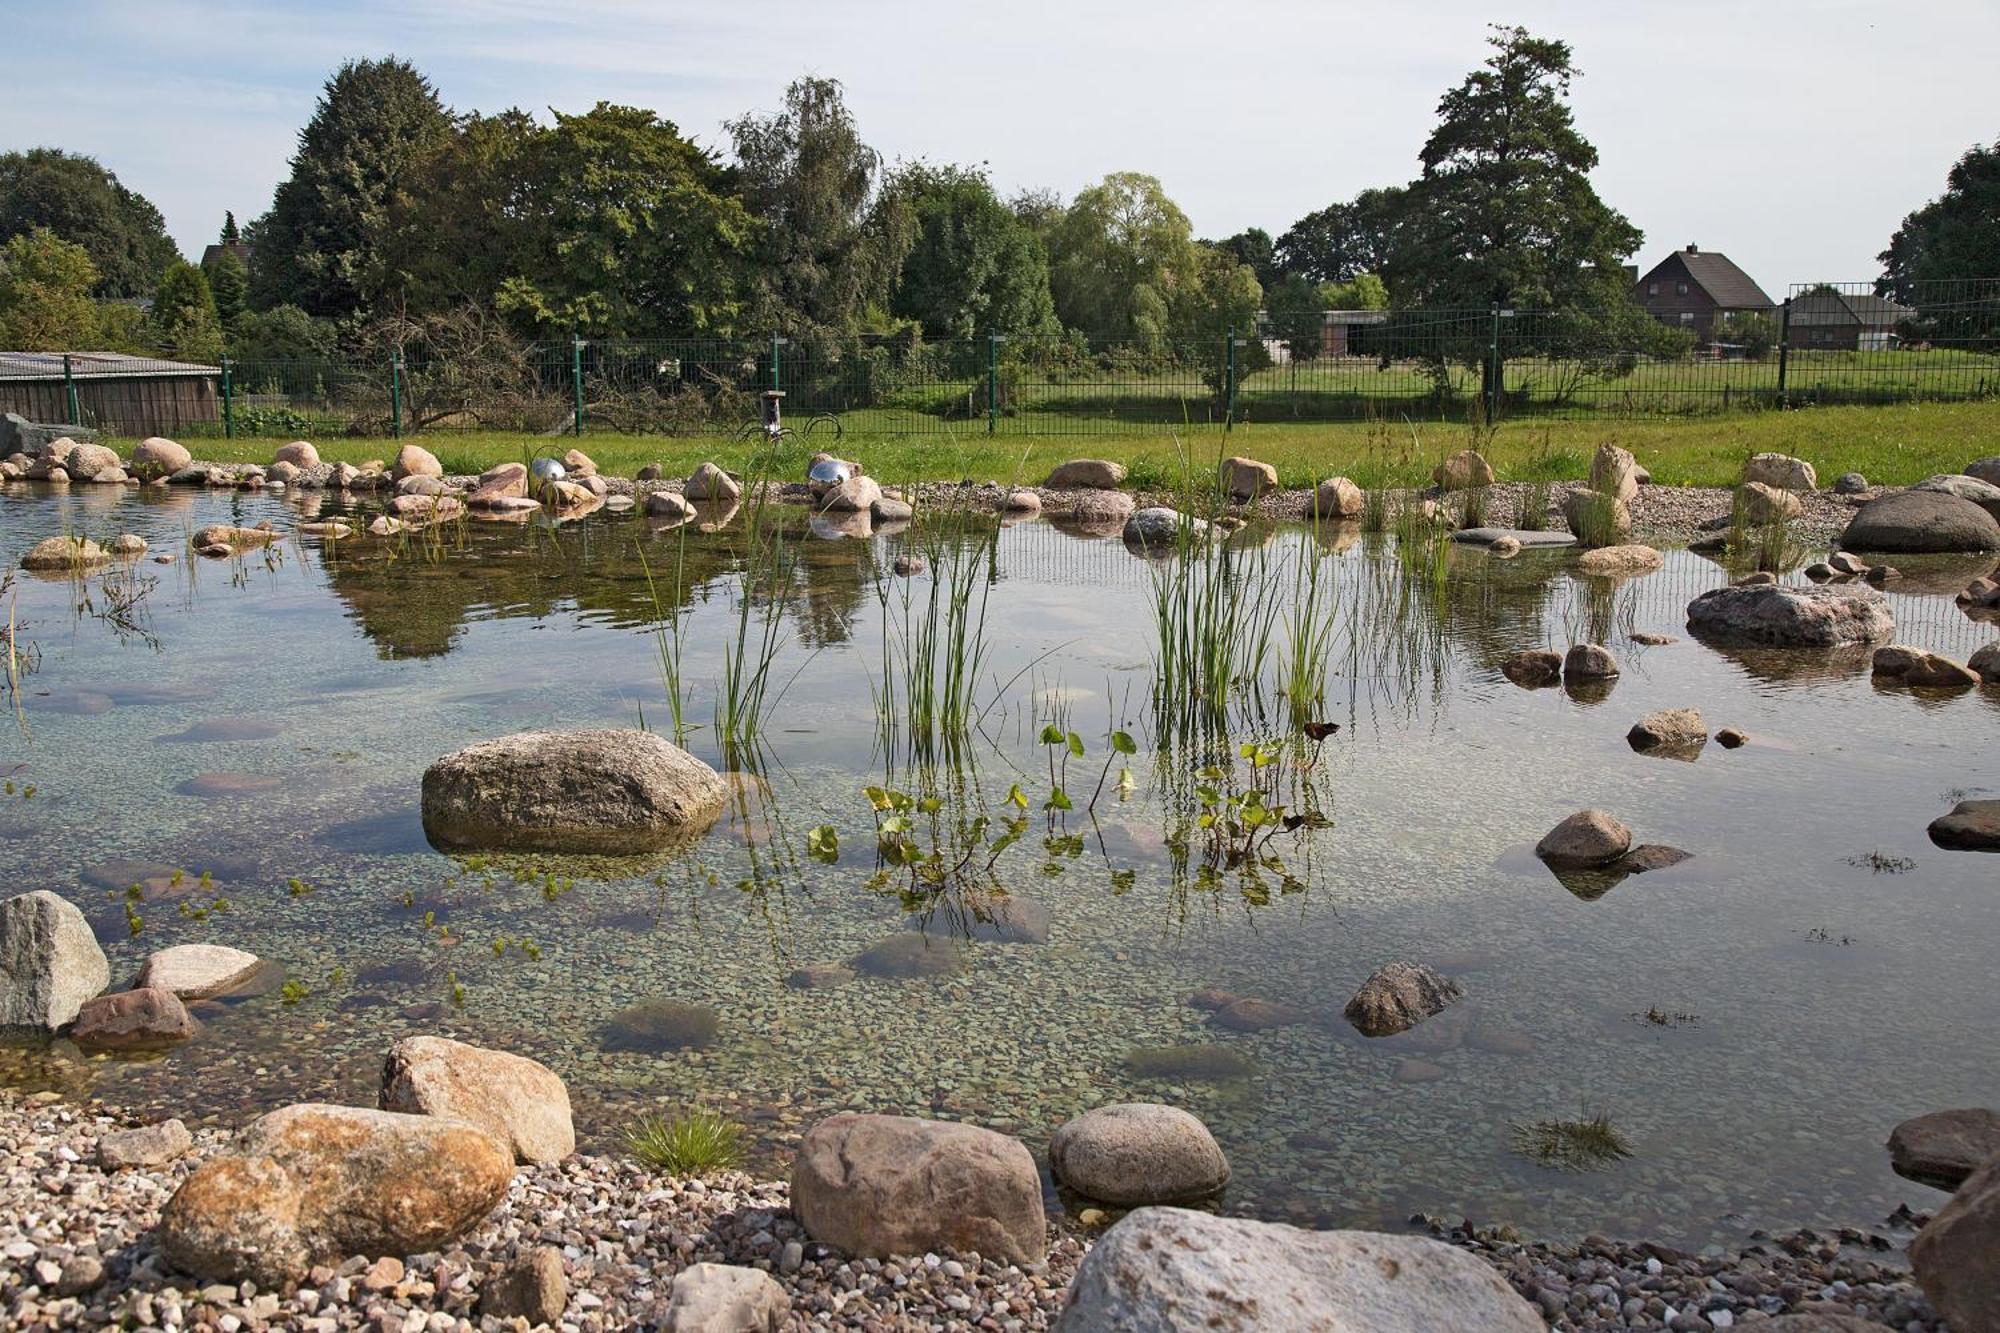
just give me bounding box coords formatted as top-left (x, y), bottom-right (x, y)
top-left (733, 389), bottom-right (843, 445)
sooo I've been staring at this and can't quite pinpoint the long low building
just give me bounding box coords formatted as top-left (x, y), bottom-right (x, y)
top-left (0, 351), bottom-right (219, 436)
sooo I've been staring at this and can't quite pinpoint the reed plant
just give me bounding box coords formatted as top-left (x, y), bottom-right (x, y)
top-left (636, 532), bottom-right (691, 743)
top-left (872, 494), bottom-right (997, 765)
top-left (715, 449), bottom-right (802, 766)
top-left (1149, 524), bottom-right (1283, 742)
top-left (1516, 479), bottom-right (1553, 532)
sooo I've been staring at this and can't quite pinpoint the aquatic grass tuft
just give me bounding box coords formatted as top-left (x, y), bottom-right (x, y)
top-left (1516, 478), bottom-right (1553, 532)
top-left (626, 1107), bottom-right (746, 1176)
top-left (1511, 1108), bottom-right (1634, 1171)
top-left (1454, 486), bottom-right (1489, 531)
top-left (872, 489), bottom-right (998, 765)
top-left (1566, 490), bottom-right (1624, 549)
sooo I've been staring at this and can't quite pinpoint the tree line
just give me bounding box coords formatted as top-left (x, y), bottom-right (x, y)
top-left (3, 24), bottom-right (1996, 376)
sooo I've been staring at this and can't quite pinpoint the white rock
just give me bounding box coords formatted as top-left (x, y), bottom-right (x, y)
top-left (0, 891), bottom-right (110, 1030)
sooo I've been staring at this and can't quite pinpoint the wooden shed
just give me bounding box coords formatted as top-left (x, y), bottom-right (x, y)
top-left (0, 352), bottom-right (220, 435)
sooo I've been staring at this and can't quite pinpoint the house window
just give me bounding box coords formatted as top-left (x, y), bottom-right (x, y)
top-left (1676, 282), bottom-right (1688, 296)
top-left (1679, 312), bottom-right (1695, 324)
top-left (1647, 282), bottom-right (1659, 296)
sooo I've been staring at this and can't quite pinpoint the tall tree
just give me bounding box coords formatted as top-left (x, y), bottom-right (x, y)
top-left (1879, 139), bottom-right (2000, 343)
top-left (1381, 26), bottom-right (1653, 401)
top-left (149, 259), bottom-right (225, 361)
top-left (0, 228), bottom-right (104, 349)
top-left (221, 211), bottom-right (240, 244)
top-left (879, 163), bottom-right (1057, 339)
top-left (727, 77), bottom-right (912, 340)
top-left (248, 57), bottom-right (452, 318)
top-left (0, 148), bottom-right (179, 298)
top-left (1212, 227), bottom-right (1281, 290)
top-left (1276, 187), bottom-right (1407, 283)
top-left (203, 247), bottom-right (249, 334)
top-left (1046, 173), bottom-right (1259, 344)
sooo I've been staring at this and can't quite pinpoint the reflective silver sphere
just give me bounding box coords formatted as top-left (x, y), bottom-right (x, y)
top-left (529, 458), bottom-right (567, 487)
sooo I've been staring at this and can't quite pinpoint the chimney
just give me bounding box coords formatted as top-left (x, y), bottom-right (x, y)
top-left (1685, 243), bottom-right (1699, 255)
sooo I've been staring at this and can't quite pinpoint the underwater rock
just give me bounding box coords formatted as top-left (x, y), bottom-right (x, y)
top-left (1124, 1044), bottom-right (1255, 1081)
top-left (600, 1000), bottom-right (719, 1052)
top-left (1050, 1103), bottom-right (1230, 1206)
top-left (785, 963), bottom-right (856, 990)
top-left (70, 986), bottom-right (197, 1051)
top-left (1211, 998), bottom-right (1309, 1032)
top-left (421, 728), bottom-right (727, 854)
top-left (791, 1113), bottom-right (1045, 1265)
top-left (1627, 708), bottom-right (1707, 758)
top-left (158, 716), bottom-right (282, 743)
top-left (852, 932), bottom-right (965, 979)
top-left (1344, 962), bottom-right (1463, 1039)
top-left (1500, 649), bottom-right (1563, 688)
top-left (908, 891), bottom-right (1051, 945)
top-left (176, 772), bottom-right (285, 798)
top-left (135, 944), bottom-right (265, 1000)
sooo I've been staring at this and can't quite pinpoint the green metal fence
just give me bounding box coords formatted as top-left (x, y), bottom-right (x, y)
top-left (29, 280), bottom-right (2000, 440)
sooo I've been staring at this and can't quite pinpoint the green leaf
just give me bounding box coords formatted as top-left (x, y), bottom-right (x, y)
top-left (917, 795), bottom-right (943, 815)
top-left (1038, 724), bottom-right (1065, 745)
top-left (1046, 787), bottom-right (1073, 812)
top-left (862, 785), bottom-right (891, 811)
top-left (1066, 731), bottom-right (1085, 758)
top-left (1110, 730), bottom-right (1136, 755)
top-left (1005, 783), bottom-right (1029, 810)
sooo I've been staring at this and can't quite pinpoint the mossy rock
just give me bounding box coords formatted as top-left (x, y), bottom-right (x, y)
top-left (601, 999), bottom-right (719, 1052)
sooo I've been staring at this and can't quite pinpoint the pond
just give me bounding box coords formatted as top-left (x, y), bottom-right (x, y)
top-left (2, 480), bottom-right (1997, 1251)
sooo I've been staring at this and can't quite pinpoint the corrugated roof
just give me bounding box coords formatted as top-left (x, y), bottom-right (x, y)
top-left (0, 351), bottom-right (220, 381)
top-left (1788, 292), bottom-right (1914, 328)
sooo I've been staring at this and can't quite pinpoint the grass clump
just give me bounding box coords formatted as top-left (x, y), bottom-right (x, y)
top-left (1454, 485), bottom-right (1490, 530)
top-left (1511, 1108), bottom-right (1634, 1171)
top-left (1516, 478), bottom-right (1552, 532)
top-left (1566, 489), bottom-right (1625, 548)
top-left (626, 1107), bottom-right (746, 1176)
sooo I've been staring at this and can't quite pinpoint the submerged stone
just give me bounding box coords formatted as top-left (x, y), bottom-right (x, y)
top-left (1124, 1044), bottom-right (1255, 1081)
top-left (601, 1000), bottom-right (720, 1052)
top-left (852, 932), bottom-right (965, 979)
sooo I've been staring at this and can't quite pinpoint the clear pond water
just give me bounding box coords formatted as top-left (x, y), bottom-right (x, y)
top-left (2, 480), bottom-right (1997, 1249)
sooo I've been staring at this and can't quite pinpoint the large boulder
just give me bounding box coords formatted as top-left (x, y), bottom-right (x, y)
top-left (1220, 456), bottom-right (1278, 502)
top-left (18, 535), bottom-right (109, 572)
top-left (1560, 488), bottom-right (1631, 546)
top-left (0, 890), bottom-right (110, 1031)
top-left (1929, 799), bottom-right (2000, 852)
top-left (1044, 459), bottom-right (1127, 490)
top-left (0, 412), bottom-right (96, 457)
top-left (1432, 450), bottom-right (1494, 492)
top-left (1053, 1208), bottom-right (1542, 1333)
top-left (421, 729), bottom-right (727, 854)
top-left (1912, 473), bottom-right (2000, 521)
top-left (1069, 490), bottom-right (1137, 528)
top-left (1841, 490), bottom-right (2000, 553)
top-left (392, 444), bottom-right (443, 480)
top-left (129, 436), bottom-right (192, 480)
top-left (1563, 643), bottom-right (1619, 680)
top-left (1627, 708), bottom-right (1707, 758)
top-left (191, 524), bottom-right (281, 553)
top-left (684, 462), bottom-right (741, 503)
top-left (1911, 1155), bottom-right (2000, 1332)
top-left (1872, 645), bottom-right (1979, 689)
top-left (1888, 1108), bottom-right (2000, 1191)
top-left (661, 1263), bottom-right (791, 1333)
top-left (1686, 583), bottom-right (1895, 647)
top-left (71, 987), bottom-right (198, 1051)
top-left (62, 441), bottom-right (124, 480)
top-left (1123, 506), bottom-right (1207, 547)
top-left (271, 441), bottom-right (321, 470)
top-left (819, 474), bottom-right (883, 514)
top-left (1968, 457), bottom-right (2000, 488)
top-left (135, 944), bottom-right (265, 1000)
top-left (158, 1103), bottom-right (515, 1285)
top-left (562, 448), bottom-right (596, 478)
top-left (1742, 452), bottom-right (1817, 492)
top-left (1737, 480), bottom-right (1803, 524)
top-left (646, 489), bottom-right (695, 521)
top-left (790, 1114), bottom-right (1045, 1265)
top-left (1536, 810), bottom-right (1633, 867)
top-left (1312, 476), bottom-right (1365, 519)
top-left (467, 462), bottom-right (528, 508)
top-left (1343, 962), bottom-right (1463, 1038)
top-left (1049, 1104), bottom-right (1230, 1205)
top-left (1588, 443), bottom-right (1641, 503)
top-left (380, 1035), bottom-right (575, 1164)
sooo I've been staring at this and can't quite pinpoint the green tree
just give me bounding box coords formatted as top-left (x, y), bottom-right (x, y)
top-left (1046, 172), bottom-right (1199, 342)
top-left (0, 228), bottom-right (103, 348)
top-left (1382, 26), bottom-right (1650, 402)
top-left (204, 246), bottom-right (249, 334)
top-left (1879, 139), bottom-right (2000, 344)
top-left (248, 57), bottom-right (452, 317)
top-left (230, 304), bottom-right (339, 362)
top-left (1276, 187), bottom-right (1407, 283)
top-left (221, 211), bottom-right (240, 244)
top-left (880, 163), bottom-right (1057, 339)
top-left (149, 259), bottom-right (225, 361)
top-left (728, 76), bottom-right (913, 340)
top-left (1213, 227), bottom-right (1282, 289)
top-left (0, 148), bottom-right (179, 297)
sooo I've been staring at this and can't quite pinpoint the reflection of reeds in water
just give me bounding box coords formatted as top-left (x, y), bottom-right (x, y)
top-left (636, 531), bottom-right (690, 744)
top-left (1149, 528), bottom-right (1282, 743)
top-left (873, 496), bottom-right (997, 766)
top-left (1511, 1109), bottom-right (1634, 1171)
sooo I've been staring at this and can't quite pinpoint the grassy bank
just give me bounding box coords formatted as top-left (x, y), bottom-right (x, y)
top-left (130, 399), bottom-right (2000, 491)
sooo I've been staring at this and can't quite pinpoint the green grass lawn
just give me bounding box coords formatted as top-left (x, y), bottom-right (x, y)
top-left (128, 398), bottom-right (2000, 492)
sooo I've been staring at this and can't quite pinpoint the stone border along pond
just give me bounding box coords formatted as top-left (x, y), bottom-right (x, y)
top-left (4, 432), bottom-right (2000, 1330)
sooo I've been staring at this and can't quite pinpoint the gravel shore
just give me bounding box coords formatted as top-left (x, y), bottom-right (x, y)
top-left (2, 1094), bottom-right (1939, 1331)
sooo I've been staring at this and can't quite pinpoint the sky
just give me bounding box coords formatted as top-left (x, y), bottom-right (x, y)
top-left (4, 0), bottom-right (1995, 296)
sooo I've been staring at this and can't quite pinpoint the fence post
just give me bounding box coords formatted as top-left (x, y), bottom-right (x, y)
top-left (390, 351), bottom-right (403, 440)
top-left (570, 336), bottom-right (584, 436)
top-left (770, 333), bottom-right (782, 393)
top-left (221, 356), bottom-right (234, 439)
top-left (1487, 303), bottom-right (1502, 422)
top-left (1776, 297), bottom-right (1792, 409)
top-left (987, 334), bottom-right (1001, 434)
top-left (62, 353), bottom-right (79, 425)
top-left (1225, 328), bottom-right (1237, 430)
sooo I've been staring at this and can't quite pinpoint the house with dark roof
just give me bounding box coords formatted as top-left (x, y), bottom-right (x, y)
top-left (1787, 290), bottom-right (1914, 351)
top-left (1632, 245), bottom-right (1776, 342)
